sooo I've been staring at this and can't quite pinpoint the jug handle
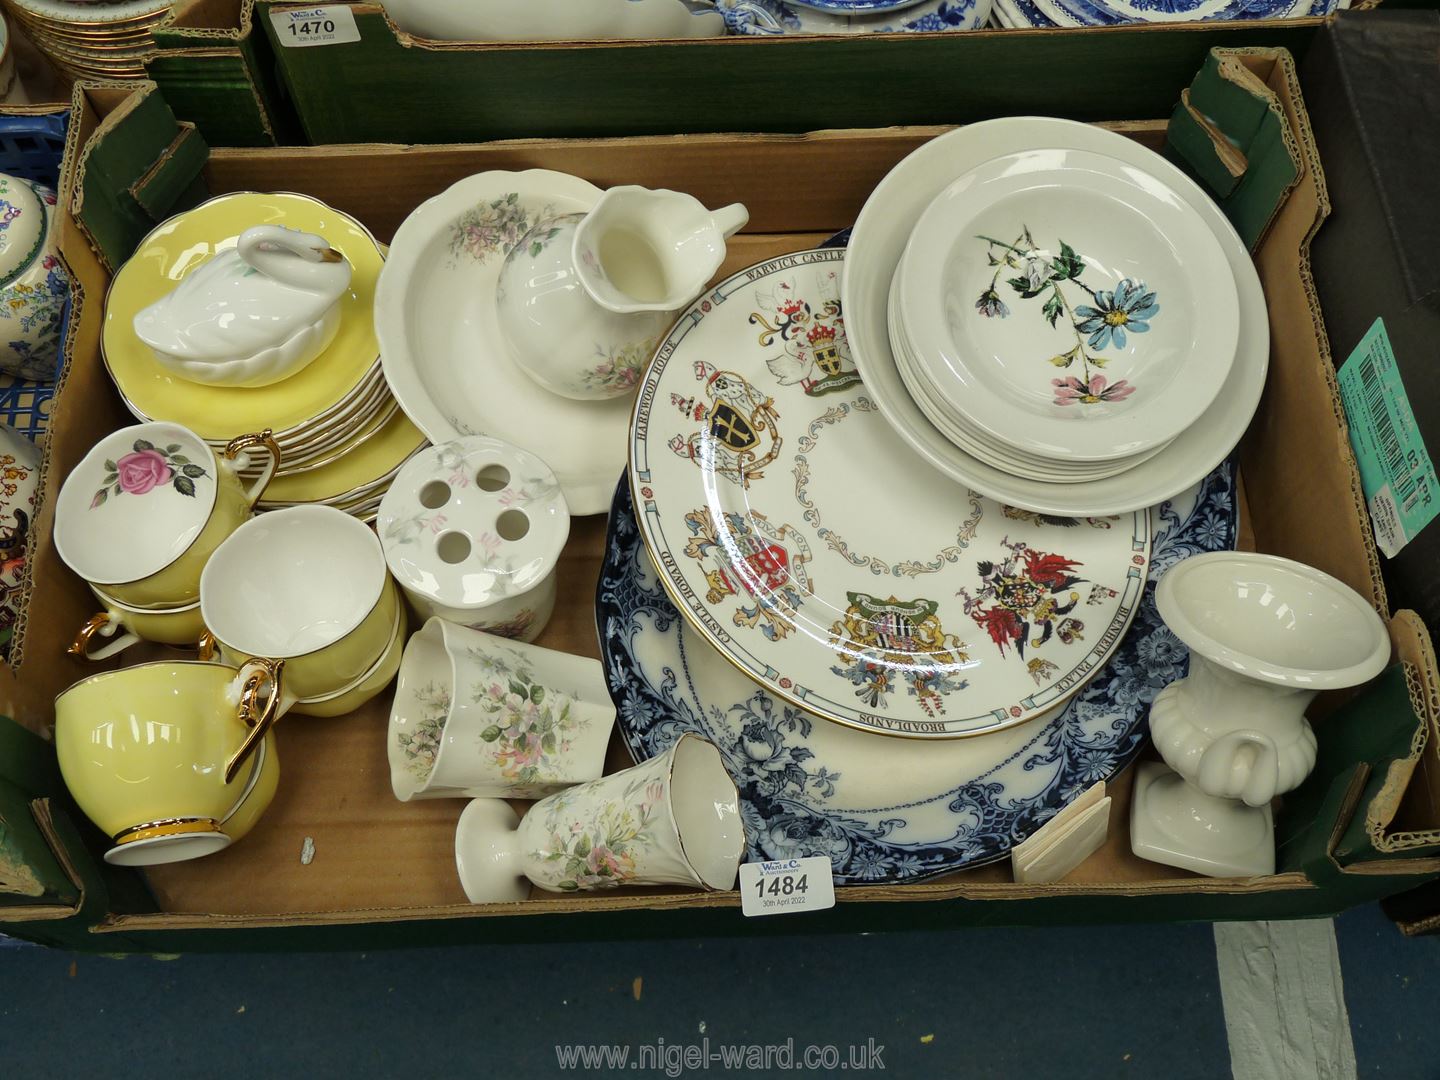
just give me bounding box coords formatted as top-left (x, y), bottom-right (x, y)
top-left (1196, 729), bottom-right (1280, 808)
top-left (225, 657), bottom-right (287, 784)
top-left (711, 203), bottom-right (749, 240)
top-left (224, 429), bottom-right (282, 508)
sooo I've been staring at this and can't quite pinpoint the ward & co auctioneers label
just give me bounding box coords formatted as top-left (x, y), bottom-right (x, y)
top-left (738, 857), bottom-right (835, 918)
top-left (269, 6), bottom-right (361, 47)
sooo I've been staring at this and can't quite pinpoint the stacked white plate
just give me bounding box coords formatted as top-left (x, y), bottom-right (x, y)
top-left (843, 118), bottom-right (1269, 517)
top-left (887, 146), bottom-right (1238, 488)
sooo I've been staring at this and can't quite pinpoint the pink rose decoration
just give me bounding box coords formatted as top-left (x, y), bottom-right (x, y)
top-left (115, 449), bottom-right (173, 495)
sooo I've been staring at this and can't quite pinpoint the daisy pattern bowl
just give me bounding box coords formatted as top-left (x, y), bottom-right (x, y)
top-left (897, 148), bottom-right (1239, 463)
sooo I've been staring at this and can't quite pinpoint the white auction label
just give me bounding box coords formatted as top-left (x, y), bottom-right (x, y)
top-left (270, 5), bottom-right (361, 47)
top-left (738, 857), bottom-right (835, 918)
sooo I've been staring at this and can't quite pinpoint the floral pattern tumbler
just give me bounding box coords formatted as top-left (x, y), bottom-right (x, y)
top-left (454, 733), bottom-right (746, 902)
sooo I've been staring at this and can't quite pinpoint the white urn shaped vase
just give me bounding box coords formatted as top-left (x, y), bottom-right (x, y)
top-left (1130, 552), bottom-right (1390, 878)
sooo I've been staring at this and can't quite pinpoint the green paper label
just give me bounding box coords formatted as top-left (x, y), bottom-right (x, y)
top-left (1336, 318), bottom-right (1439, 558)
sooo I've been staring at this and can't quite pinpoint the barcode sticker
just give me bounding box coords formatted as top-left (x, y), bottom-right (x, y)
top-left (1336, 318), bottom-right (1439, 558)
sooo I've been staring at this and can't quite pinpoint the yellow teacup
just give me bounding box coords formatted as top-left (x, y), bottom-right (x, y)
top-left (54, 659), bottom-right (287, 866)
top-left (54, 421), bottom-right (280, 608)
top-left (289, 603), bottom-right (408, 718)
top-left (201, 504), bottom-right (398, 700)
top-left (68, 587), bottom-right (211, 661)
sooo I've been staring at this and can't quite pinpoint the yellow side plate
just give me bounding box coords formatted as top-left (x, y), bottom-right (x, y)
top-left (263, 411), bottom-right (427, 503)
top-left (103, 192), bottom-right (384, 440)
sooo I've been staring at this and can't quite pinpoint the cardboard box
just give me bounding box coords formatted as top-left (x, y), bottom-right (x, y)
top-left (148, 0), bottom-right (300, 147)
top-left (5, 55), bottom-right (1440, 951)
top-left (1305, 12), bottom-right (1440, 656)
top-left (258, 0), bottom-right (1330, 145)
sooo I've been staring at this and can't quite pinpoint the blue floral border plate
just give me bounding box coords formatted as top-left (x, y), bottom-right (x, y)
top-left (716, 0), bottom-right (989, 34)
top-left (597, 461), bottom-right (1236, 885)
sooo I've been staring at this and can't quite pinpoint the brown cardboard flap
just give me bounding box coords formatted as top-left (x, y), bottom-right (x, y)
top-left (1365, 611), bottom-right (1440, 852)
top-left (1236, 52), bottom-right (1386, 617)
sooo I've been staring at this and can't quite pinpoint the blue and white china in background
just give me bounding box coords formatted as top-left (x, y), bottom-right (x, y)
top-left (717, 0), bottom-right (989, 34)
top-left (0, 173), bottom-right (68, 382)
top-left (1000, 0), bottom-right (1341, 26)
top-left (597, 462), bottom-right (1236, 884)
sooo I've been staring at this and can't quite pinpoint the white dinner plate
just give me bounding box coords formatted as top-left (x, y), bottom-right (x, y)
top-left (631, 246), bottom-right (1149, 740)
top-left (842, 117), bottom-right (1267, 517)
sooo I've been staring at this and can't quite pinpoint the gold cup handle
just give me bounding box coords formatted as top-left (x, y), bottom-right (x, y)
top-left (67, 611), bottom-right (140, 662)
top-left (196, 629), bottom-right (218, 662)
top-left (224, 657), bottom-right (287, 785)
top-left (224, 429), bottom-right (283, 509)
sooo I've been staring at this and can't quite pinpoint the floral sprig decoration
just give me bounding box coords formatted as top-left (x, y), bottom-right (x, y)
top-left (974, 228), bottom-right (1158, 407)
top-left (90, 439), bottom-right (209, 509)
top-left (448, 192), bottom-right (542, 263)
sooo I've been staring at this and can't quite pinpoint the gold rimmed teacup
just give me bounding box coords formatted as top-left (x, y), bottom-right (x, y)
top-left (55, 658), bottom-right (288, 866)
top-left (201, 504), bottom-right (399, 701)
top-left (54, 422), bottom-right (281, 608)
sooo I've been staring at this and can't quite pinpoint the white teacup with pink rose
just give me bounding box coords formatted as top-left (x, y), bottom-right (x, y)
top-left (54, 421), bottom-right (280, 609)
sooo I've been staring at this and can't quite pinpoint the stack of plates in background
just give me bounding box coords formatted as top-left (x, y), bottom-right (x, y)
top-left (3, 0), bottom-right (173, 80)
top-left (992, 0), bottom-right (1345, 27)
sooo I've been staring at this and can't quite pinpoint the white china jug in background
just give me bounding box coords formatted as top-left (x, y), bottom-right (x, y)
top-left (496, 186), bottom-right (748, 401)
top-left (1130, 552), bottom-right (1390, 877)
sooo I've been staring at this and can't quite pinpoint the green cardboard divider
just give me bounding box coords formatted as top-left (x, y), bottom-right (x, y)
top-left (74, 87), bottom-right (212, 272)
top-left (0, 781), bottom-right (74, 906)
top-left (1277, 665), bottom-right (1424, 875)
top-left (147, 0), bottom-right (298, 146)
top-left (1337, 685), bottom-right (1440, 866)
top-left (131, 126), bottom-right (211, 219)
top-left (73, 863), bottom-right (1440, 955)
top-left (0, 718), bottom-right (158, 945)
top-left (1165, 49), bottom-right (1301, 249)
top-left (145, 54), bottom-right (280, 149)
top-left (257, 3), bottom-right (1320, 145)
top-left (0, 711), bottom-right (64, 798)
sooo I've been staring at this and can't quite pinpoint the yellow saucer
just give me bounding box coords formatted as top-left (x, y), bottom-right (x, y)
top-left (103, 192), bottom-right (385, 441)
top-left (260, 410), bottom-right (427, 504)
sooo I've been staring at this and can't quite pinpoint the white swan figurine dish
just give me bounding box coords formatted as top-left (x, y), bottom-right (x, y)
top-left (134, 224), bottom-right (353, 388)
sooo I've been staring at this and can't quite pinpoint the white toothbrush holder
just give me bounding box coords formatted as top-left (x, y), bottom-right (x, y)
top-left (377, 437), bottom-right (570, 643)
